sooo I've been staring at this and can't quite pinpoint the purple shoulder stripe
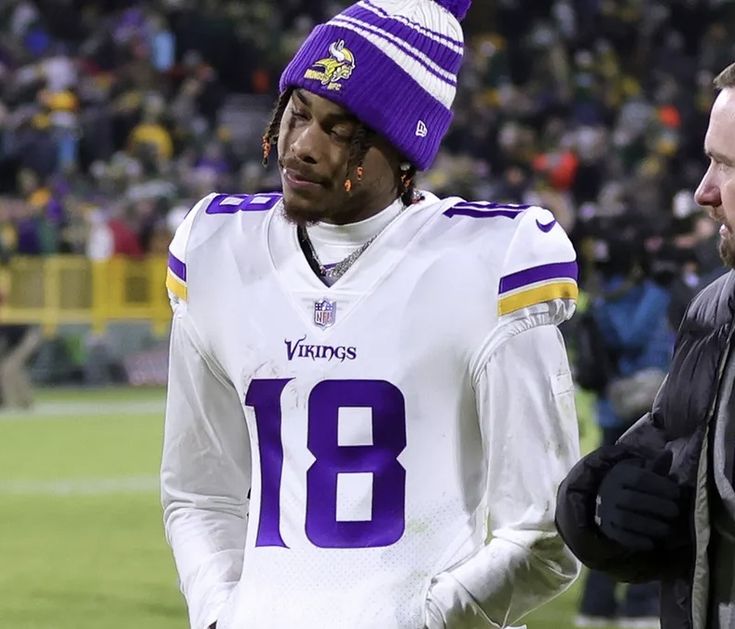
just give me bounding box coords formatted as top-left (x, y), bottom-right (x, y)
top-left (499, 261), bottom-right (578, 294)
top-left (168, 252), bottom-right (187, 282)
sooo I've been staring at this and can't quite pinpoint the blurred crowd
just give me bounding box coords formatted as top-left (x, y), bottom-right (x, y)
top-left (0, 0), bottom-right (733, 298)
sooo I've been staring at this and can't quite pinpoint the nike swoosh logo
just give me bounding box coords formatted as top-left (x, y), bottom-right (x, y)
top-left (536, 219), bottom-right (557, 233)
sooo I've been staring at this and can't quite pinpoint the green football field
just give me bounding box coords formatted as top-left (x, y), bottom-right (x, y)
top-left (0, 386), bottom-right (617, 629)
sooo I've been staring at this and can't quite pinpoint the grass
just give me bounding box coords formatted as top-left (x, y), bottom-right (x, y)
top-left (0, 386), bottom-right (614, 628)
top-left (0, 387), bottom-right (182, 629)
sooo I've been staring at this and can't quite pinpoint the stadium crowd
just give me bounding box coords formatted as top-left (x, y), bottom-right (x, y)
top-left (0, 0), bottom-right (731, 287)
top-left (2, 1), bottom-right (734, 623)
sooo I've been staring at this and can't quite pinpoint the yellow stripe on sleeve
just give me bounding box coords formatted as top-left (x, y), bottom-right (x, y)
top-left (166, 269), bottom-right (188, 301)
top-left (498, 280), bottom-right (578, 315)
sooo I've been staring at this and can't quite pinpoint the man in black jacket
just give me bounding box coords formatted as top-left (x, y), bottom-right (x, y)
top-left (556, 61), bottom-right (735, 629)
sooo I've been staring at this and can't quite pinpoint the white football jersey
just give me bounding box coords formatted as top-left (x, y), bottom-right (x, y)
top-left (161, 191), bottom-right (581, 629)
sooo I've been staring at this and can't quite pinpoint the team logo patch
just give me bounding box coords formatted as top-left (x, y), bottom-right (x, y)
top-left (304, 40), bottom-right (356, 91)
top-left (313, 299), bottom-right (337, 328)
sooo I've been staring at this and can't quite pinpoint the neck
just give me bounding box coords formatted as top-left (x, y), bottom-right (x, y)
top-left (320, 191), bottom-right (402, 225)
top-left (305, 197), bottom-right (404, 265)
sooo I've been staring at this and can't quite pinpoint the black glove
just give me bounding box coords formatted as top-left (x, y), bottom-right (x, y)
top-left (594, 451), bottom-right (681, 551)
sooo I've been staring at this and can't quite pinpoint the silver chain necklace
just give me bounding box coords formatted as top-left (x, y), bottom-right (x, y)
top-left (296, 194), bottom-right (423, 286)
top-left (298, 226), bottom-right (380, 286)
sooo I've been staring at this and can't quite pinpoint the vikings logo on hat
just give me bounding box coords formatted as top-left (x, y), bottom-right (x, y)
top-left (304, 40), bottom-right (356, 91)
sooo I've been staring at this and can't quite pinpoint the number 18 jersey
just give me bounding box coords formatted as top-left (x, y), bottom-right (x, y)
top-left (161, 191), bottom-right (579, 629)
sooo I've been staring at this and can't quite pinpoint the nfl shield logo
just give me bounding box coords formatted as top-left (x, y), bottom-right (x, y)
top-left (313, 299), bottom-right (337, 328)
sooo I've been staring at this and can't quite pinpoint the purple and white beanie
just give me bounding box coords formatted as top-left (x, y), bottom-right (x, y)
top-left (279, 0), bottom-right (472, 171)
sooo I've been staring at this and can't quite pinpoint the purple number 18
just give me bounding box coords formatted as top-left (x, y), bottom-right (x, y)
top-left (245, 378), bottom-right (407, 549)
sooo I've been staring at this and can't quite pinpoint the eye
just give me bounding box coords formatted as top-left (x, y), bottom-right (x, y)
top-left (330, 124), bottom-right (354, 143)
top-left (291, 108), bottom-right (308, 121)
top-left (331, 130), bottom-right (351, 143)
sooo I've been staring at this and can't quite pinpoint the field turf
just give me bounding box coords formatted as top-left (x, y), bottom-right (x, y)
top-left (0, 387), bottom-right (616, 628)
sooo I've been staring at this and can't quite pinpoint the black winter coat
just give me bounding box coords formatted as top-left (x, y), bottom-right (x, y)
top-left (556, 271), bottom-right (735, 629)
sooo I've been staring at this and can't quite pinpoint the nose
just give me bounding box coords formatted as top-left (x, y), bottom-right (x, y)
top-left (694, 166), bottom-right (721, 210)
top-left (289, 122), bottom-right (323, 165)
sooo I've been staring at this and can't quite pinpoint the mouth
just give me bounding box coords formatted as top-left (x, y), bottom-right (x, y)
top-left (709, 207), bottom-right (730, 237)
top-left (282, 167), bottom-right (325, 192)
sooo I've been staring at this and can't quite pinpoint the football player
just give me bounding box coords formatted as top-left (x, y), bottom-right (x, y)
top-left (161, 0), bottom-right (581, 627)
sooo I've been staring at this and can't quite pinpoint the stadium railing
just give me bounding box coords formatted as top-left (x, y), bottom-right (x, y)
top-left (1, 255), bottom-right (170, 335)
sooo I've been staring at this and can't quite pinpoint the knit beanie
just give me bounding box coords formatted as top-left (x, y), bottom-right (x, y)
top-left (279, 0), bottom-right (472, 171)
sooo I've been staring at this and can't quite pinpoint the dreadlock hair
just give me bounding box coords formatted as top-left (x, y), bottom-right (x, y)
top-left (261, 89), bottom-right (293, 167)
top-left (261, 89), bottom-right (417, 205)
top-left (398, 165), bottom-right (418, 206)
top-left (343, 123), bottom-right (372, 192)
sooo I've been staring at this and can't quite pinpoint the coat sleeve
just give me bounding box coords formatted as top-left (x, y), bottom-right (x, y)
top-left (555, 392), bottom-right (693, 583)
top-left (161, 301), bottom-right (251, 629)
top-left (426, 321), bottom-right (581, 628)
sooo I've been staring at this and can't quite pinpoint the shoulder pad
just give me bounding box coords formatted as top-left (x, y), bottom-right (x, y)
top-left (497, 205), bottom-right (578, 318)
top-left (165, 192), bottom-right (283, 303)
top-left (166, 194), bottom-right (215, 303)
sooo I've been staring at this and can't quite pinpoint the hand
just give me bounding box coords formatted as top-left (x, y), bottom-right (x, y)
top-left (424, 597), bottom-right (444, 629)
top-left (594, 452), bottom-right (681, 551)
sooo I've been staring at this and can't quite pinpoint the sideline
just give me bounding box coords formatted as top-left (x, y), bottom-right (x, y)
top-left (0, 475), bottom-right (160, 495)
top-left (0, 399), bottom-right (165, 421)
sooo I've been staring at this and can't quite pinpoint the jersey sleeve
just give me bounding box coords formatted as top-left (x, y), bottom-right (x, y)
top-left (166, 193), bottom-right (218, 306)
top-left (162, 192), bottom-right (249, 629)
top-left (425, 206), bottom-right (581, 627)
top-left (161, 302), bottom-right (251, 629)
top-left (496, 206), bottom-right (577, 325)
top-left (426, 325), bottom-right (581, 627)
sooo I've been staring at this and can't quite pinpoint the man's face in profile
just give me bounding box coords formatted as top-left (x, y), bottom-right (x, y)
top-left (695, 87), bottom-right (735, 267)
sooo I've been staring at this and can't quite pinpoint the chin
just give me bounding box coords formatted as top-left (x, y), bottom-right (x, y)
top-left (282, 194), bottom-right (328, 226)
top-left (720, 237), bottom-right (735, 269)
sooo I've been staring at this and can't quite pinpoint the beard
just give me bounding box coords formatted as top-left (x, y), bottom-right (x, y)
top-left (719, 231), bottom-right (735, 268)
top-left (281, 198), bottom-right (330, 226)
top-left (279, 170), bottom-right (344, 226)
top-left (280, 183), bottom-right (373, 226)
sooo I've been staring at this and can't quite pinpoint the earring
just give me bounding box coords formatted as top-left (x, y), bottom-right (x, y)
top-left (344, 178), bottom-right (353, 193)
top-left (400, 162), bottom-right (411, 172)
top-left (356, 166), bottom-right (364, 181)
top-left (400, 172), bottom-right (413, 191)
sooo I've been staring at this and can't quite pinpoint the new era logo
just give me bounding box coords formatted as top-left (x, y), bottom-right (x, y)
top-left (415, 120), bottom-right (428, 138)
